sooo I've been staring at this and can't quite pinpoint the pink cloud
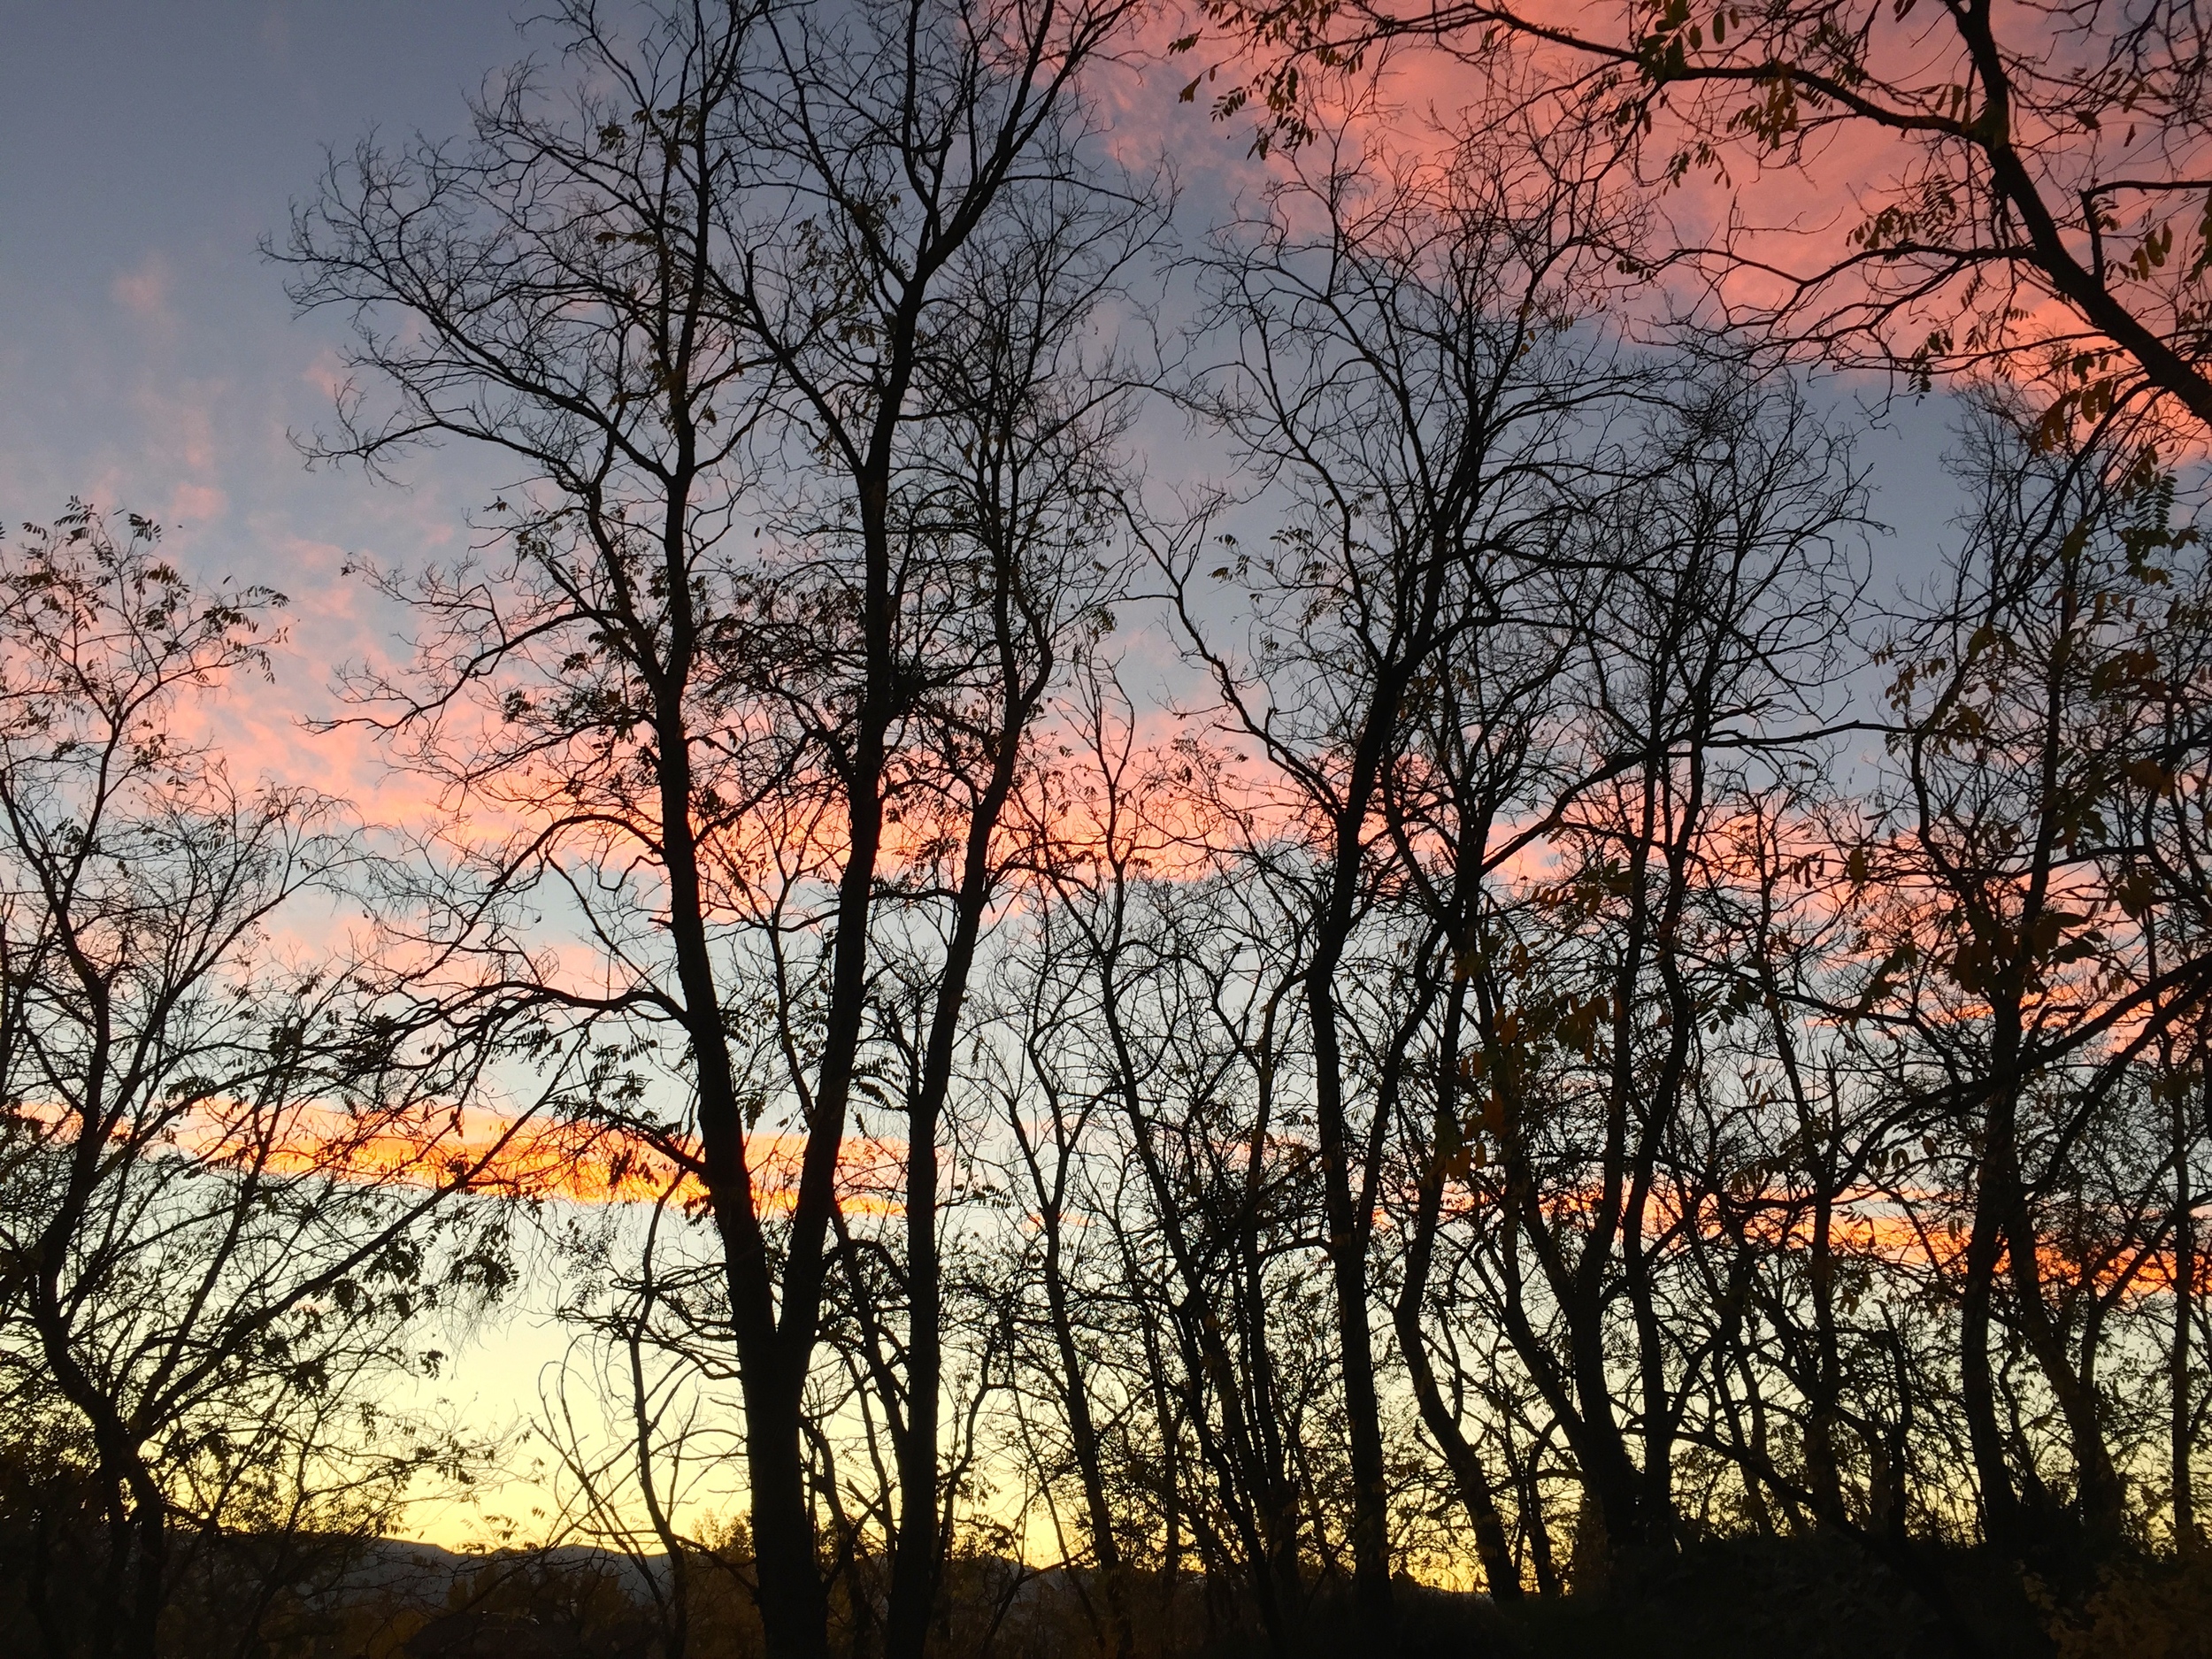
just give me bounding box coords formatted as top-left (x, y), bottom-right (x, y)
top-left (300, 349), bottom-right (349, 402)
top-left (111, 253), bottom-right (174, 329)
top-left (166, 480), bottom-right (228, 524)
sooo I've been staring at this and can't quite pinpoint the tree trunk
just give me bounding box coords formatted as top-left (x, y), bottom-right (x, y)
top-left (1960, 1091), bottom-right (2024, 1556)
top-left (1307, 952), bottom-right (1397, 1635)
top-left (738, 1356), bottom-right (830, 1659)
top-left (1398, 1325), bottom-right (1521, 1600)
top-left (2173, 1066), bottom-right (2200, 1550)
top-left (124, 1470), bottom-right (166, 1659)
top-left (1804, 1148), bottom-right (1847, 1526)
top-left (1395, 978), bottom-right (1520, 1599)
top-left (1043, 1205), bottom-right (1134, 1659)
top-left (885, 580), bottom-right (1035, 1659)
top-left (883, 1090), bottom-right (943, 1659)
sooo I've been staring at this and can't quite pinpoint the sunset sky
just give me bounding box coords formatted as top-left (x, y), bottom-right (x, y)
top-left (0, 2), bottom-right (1969, 671)
top-left (0, 0), bottom-right (1994, 1549)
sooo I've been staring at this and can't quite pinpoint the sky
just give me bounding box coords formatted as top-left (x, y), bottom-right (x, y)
top-left (0, 1), bottom-right (1971, 637)
top-left (0, 2), bottom-right (545, 807)
top-left (0, 1), bottom-right (683, 1544)
top-left (0, 0), bottom-right (1980, 1546)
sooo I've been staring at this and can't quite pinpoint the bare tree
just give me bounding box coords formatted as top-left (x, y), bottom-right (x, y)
top-left (0, 505), bottom-right (526, 1659)
top-left (1165, 109), bottom-right (1653, 1610)
top-left (1868, 403), bottom-right (2212, 1562)
top-left (1187, 0), bottom-right (2212, 434)
top-left (280, 2), bottom-right (1155, 1653)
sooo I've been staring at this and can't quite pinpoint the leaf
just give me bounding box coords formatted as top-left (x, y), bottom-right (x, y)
top-left (2123, 757), bottom-right (2174, 795)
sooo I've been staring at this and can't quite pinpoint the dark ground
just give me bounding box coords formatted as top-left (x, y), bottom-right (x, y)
top-left (1366, 1538), bottom-right (2212, 1659)
top-left (11, 1519), bottom-right (2211, 1658)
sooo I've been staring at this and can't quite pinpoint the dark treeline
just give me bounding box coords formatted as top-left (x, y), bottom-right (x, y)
top-left (5, 3), bottom-right (2212, 1658)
